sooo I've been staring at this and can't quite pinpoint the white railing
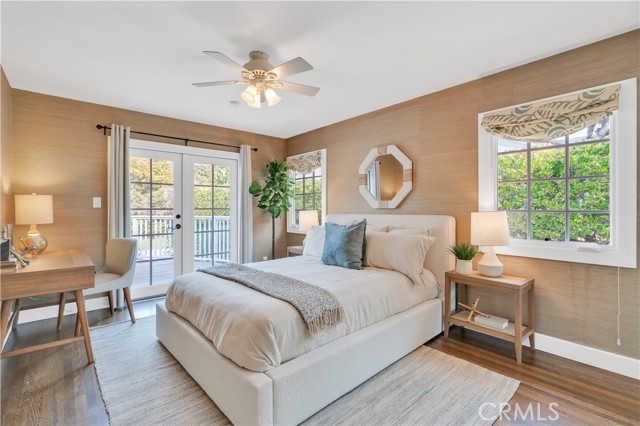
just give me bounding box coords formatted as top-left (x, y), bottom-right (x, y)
top-left (131, 215), bottom-right (231, 261)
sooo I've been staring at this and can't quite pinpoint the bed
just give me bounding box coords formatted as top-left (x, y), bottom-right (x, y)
top-left (156, 214), bottom-right (455, 425)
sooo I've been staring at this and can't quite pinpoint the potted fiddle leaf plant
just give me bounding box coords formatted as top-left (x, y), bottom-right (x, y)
top-left (249, 159), bottom-right (298, 260)
top-left (447, 242), bottom-right (478, 275)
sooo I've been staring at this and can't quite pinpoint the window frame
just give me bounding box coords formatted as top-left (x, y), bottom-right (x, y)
top-left (287, 149), bottom-right (327, 234)
top-left (478, 78), bottom-right (636, 268)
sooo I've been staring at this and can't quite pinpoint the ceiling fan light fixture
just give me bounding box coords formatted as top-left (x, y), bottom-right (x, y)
top-left (247, 94), bottom-right (262, 109)
top-left (265, 88), bottom-right (281, 107)
top-left (241, 84), bottom-right (258, 104)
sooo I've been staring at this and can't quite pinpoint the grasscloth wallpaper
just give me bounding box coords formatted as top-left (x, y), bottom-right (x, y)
top-left (287, 30), bottom-right (640, 359)
top-left (5, 87), bottom-right (286, 267)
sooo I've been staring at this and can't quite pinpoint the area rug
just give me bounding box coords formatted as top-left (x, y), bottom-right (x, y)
top-left (92, 316), bottom-right (519, 426)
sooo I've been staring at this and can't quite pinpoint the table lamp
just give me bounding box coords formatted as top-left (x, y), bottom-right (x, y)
top-left (298, 210), bottom-right (320, 233)
top-left (15, 193), bottom-right (54, 254)
top-left (471, 211), bottom-right (510, 277)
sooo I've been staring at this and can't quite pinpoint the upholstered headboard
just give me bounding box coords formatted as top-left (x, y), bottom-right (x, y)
top-left (325, 214), bottom-right (456, 286)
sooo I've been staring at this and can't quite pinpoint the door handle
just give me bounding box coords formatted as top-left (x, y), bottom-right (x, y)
top-left (174, 224), bottom-right (182, 230)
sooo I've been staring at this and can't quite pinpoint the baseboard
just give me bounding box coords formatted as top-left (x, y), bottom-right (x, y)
top-left (17, 296), bottom-right (110, 324)
top-left (523, 332), bottom-right (640, 380)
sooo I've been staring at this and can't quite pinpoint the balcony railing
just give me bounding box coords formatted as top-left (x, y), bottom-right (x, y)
top-left (130, 215), bottom-right (231, 262)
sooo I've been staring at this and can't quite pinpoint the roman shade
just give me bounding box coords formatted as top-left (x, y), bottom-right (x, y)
top-left (481, 84), bottom-right (621, 143)
top-left (286, 150), bottom-right (322, 175)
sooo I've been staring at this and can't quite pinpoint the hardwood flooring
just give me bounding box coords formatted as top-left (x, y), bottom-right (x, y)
top-left (1, 300), bottom-right (638, 426)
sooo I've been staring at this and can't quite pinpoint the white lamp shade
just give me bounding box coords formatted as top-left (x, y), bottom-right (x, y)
top-left (264, 88), bottom-right (281, 106)
top-left (15, 194), bottom-right (54, 225)
top-left (471, 211), bottom-right (509, 246)
top-left (299, 210), bottom-right (320, 232)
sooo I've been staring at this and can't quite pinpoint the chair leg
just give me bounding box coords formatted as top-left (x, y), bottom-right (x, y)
top-left (107, 291), bottom-right (115, 316)
top-left (11, 299), bottom-right (21, 330)
top-left (57, 292), bottom-right (66, 331)
top-left (123, 287), bottom-right (136, 324)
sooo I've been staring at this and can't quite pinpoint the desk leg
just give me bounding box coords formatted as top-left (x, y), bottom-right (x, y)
top-left (1, 300), bottom-right (13, 350)
top-left (444, 276), bottom-right (451, 338)
top-left (74, 290), bottom-right (94, 364)
top-left (57, 292), bottom-right (66, 331)
top-left (514, 289), bottom-right (523, 364)
top-left (12, 299), bottom-right (21, 330)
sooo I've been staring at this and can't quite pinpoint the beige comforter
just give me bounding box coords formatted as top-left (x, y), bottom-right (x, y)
top-left (165, 255), bottom-right (439, 372)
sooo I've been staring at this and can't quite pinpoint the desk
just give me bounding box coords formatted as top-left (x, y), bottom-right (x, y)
top-left (0, 249), bottom-right (95, 363)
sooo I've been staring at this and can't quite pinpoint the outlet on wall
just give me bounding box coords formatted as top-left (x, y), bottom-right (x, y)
top-left (93, 197), bottom-right (101, 208)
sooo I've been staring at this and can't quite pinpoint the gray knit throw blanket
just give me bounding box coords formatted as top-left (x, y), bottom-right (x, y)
top-left (198, 263), bottom-right (344, 334)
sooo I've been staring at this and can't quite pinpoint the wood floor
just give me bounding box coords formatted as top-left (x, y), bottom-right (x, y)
top-left (1, 299), bottom-right (638, 426)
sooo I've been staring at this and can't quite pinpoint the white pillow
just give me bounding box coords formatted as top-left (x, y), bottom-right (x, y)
top-left (365, 232), bottom-right (436, 284)
top-left (387, 225), bottom-right (432, 237)
top-left (303, 226), bottom-right (325, 257)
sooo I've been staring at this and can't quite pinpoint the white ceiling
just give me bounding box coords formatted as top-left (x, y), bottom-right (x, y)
top-left (2, 2), bottom-right (638, 139)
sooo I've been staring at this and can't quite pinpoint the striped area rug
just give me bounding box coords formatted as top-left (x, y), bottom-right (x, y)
top-left (92, 316), bottom-right (519, 425)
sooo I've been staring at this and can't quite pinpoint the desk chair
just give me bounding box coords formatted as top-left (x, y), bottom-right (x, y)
top-left (57, 238), bottom-right (138, 331)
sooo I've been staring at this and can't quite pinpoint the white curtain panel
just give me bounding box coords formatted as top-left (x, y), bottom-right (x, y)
top-left (240, 145), bottom-right (253, 263)
top-left (108, 125), bottom-right (131, 307)
top-left (107, 124), bottom-right (131, 239)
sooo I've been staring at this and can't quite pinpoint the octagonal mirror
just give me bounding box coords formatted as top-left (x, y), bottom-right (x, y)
top-left (358, 144), bottom-right (412, 209)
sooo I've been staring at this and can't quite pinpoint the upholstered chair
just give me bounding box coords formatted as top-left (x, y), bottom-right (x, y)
top-left (57, 238), bottom-right (138, 331)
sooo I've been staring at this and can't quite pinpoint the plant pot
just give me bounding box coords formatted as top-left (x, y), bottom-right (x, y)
top-left (456, 259), bottom-right (473, 275)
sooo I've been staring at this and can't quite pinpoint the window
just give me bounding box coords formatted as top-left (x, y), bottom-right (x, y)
top-left (478, 78), bottom-right (636, 267)
top-left (287, 149), bottom-right (327, 233)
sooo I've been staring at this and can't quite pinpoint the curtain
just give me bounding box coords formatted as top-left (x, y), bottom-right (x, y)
top-left (107, 125), bottom-right (130, 307)
top-left (239, 145), bottom-right (253, 263)
top-left (107, 125), bottom-right (131, 239)
top-left (481, 84), bottom-right (620, 143)
top-left (286, 150), bottom-right (322, 175)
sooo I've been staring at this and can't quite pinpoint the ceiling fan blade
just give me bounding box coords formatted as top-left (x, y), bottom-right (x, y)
top-left (277, 81), bottom-right (320, 97)
top-left (192, 80), bottom-right (247, 87)
top-left (203, 51), bottom-right (248, 73)
top-left (270, 57), bottom-right (313, 79)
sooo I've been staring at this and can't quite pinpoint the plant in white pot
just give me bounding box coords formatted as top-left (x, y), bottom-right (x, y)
top-left (447, 242), bottom-right (478, 275)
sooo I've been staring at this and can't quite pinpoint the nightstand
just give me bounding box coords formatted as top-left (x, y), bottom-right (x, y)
top-left (287, 245), bottom-right (304, 257)
top-left (444, 270), bottom-right (535, 364)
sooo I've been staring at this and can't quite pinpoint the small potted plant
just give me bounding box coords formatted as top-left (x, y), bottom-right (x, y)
top-left (447, 242), bottom-right (478, 275)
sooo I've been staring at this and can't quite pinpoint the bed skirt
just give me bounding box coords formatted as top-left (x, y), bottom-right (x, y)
top-left (156, 298), bottom-right (443, 425)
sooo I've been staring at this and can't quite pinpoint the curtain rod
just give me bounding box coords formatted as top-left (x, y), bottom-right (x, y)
top-left (96, 124), bottom-right (258, 152)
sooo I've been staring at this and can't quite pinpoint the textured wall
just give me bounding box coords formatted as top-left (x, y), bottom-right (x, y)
top-left (10, 90), bottom-right (286, 268)
top-left (287, 30), bottom-right (640, 359)
top-left (1, 68), bottom-right (13, 228)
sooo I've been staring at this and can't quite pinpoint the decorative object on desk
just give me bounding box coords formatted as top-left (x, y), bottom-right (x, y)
top-left (0, 238), bottom-right (10, 261)
top-left (298, 210), bottom-right (320, 233)
top-left (0, 258), bottom-right (17, 270)
top-left (9, 246), bottom-right (29, 267)
top-left (458, 297), bottom-right (489, 322)
top-left (447, 242), bottom-right (478, 275)
top-left (474, 314), bottom-right (509, 330)
top-left (249, 160), bottom-right (298, 259)
top-left (15, 193), bottom-right (54, 254)
top-left (471, 211), bottom-right (510, 277)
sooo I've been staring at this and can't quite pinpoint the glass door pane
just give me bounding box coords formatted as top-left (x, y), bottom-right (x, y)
top-left (183, 155), bottom-right (238, 273)
top-left (129, 149), bottom-right (182, 298)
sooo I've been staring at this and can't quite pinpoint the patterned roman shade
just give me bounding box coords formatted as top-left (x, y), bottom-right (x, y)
top-left (286, 150), bottom-right (323, 175)
top-left (481, 84), bottom-right (621, 143)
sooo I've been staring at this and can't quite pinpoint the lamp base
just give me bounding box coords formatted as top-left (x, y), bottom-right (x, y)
top-left (24, 225), bottom-right (49, 254)
top-left (477, 246), bottom-right (503, 277)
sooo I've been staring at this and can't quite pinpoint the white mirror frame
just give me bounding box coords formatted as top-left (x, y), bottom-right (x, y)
top-left (358, 144), bottom-right (412, 209)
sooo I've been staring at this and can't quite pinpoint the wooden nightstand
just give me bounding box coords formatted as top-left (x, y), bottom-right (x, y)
top-left (287, 246), bottom-right (304, 257)
top-left (444, 270), bottom-right (535, 364)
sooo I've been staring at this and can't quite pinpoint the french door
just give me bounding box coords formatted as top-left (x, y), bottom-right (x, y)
top-left (129, 142), bottom-right (238, 299)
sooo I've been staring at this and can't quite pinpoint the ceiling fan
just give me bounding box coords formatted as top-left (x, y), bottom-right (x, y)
top-left (193, 51), bottom-right (320, 108)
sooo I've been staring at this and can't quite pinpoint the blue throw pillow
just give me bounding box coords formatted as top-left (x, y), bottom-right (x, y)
top-left (321, 220), bottom-right (367, 270)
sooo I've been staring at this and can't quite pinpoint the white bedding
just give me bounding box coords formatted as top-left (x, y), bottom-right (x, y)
top-left (165, 255), bottom-right (439, 373)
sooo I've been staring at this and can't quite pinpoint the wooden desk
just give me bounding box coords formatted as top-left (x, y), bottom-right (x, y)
top-left (0, 249), bottom-right (95, 363)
